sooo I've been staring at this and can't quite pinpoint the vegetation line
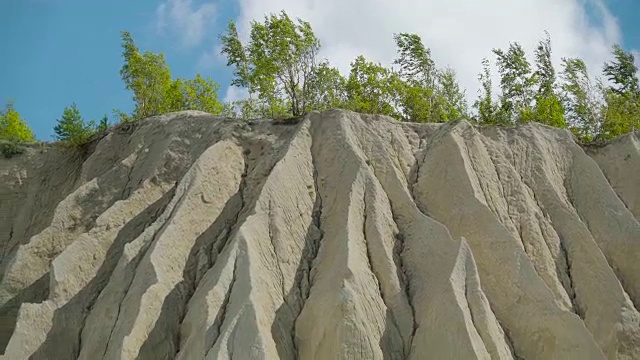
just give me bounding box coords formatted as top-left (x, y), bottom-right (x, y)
top-left (1, 11), bottom-right (638, 154)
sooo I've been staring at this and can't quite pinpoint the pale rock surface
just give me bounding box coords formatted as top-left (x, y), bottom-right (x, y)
top-left (0, 110), bottom-right (638, 359)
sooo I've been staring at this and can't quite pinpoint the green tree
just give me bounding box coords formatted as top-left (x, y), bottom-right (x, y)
top-left (221, 101), bottom-right (239, 119)
top-left (603, 44), bottom-right (639, 95)
top-left (345, 55), bottom-right (399, 117)
top-left (164, 78), bottom-right (187, 113)
top-left (54, 103), bottom-right (95, 146)
top-left (111, 108), bottom-right (133, 124)
top-left (119, 31), bottom-right (224, 120)
top-left (532, 32), bottom-right (566, 128)
top-left (181, 74), bottom-right (224, 114)
top-left (119, 31), bottom-right (173, 120)
top-left (394, 81), bottom-right (432, 122)
top-left (599, 44), bottom-right (640, 139)
top-left (165, 75), bottom-right (224, 114)
top-left (435, 67), bottom-right (468, 122)
top-left (393, 33), bottom-right (437, 121)
top-left (493, 42), bottom-right (536, 124)
top-left (220, 11), bottom-right (320, 117)
top-left (96, 115), bottom-right (110, 132)
top-left (560, 58), bottom-right (603, 140)
top-left (306, 60), bottom-right (348, 111)
top-left (393, 33), bottom-right (437, 88)
top-left (474, 58), bottom-right (499, 124)
top-left (600, 90), bottom-right (640, 139)
top-left (0, 102), bottom-right (35, 142)
top-left (392, 33), bottom-right (467, 122)
top-left (220, 21), bottom-right (252, 90)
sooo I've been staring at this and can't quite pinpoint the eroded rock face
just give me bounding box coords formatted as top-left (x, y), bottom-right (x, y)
top-left (0, 110), bottom-right (638, 360)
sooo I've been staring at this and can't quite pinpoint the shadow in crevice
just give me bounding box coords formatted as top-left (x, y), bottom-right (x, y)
top-left (0, 273), bottom-right (50, 354)
top-left (27, 186), bottom-right (176, 360)
top-left (82, 121), bottom-right (306, 359)
top-left (271, 201), bottom-right (321, 360)
top-left (138, 136), bottom-right (295, 359)
top-left (1, 150), bottom-right (83, 270)
top-left (137, 189), bottom-right (244, 360)
top-left (270, 135), bottom-right (326, 360)
top-left (379, 230), bottom-right (414, 360)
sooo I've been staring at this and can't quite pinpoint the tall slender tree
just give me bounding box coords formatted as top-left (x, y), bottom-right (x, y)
top-left (493, 42), bottom-right (536, 124)
top-left (393, 33), bottom-right (437, 121)
top-left (119, 31), bottom-right (173, 120)
top-left (393, 33), bottom-right (467, 122)
top-left (600, 44), bottom-right (640, 139)
top-left (474, 58), bottom-right (499, 124)
top-left (603, 44), bottom-right (639, 95)
top-left (532, 32), bottom-right (566, 128)
top-left (436, 67), bottom-right (468, 122)
top-left (560, 58), bottom-right (602, 140)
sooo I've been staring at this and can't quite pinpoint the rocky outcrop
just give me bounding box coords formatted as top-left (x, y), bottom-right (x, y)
top-left (0, 110), bottom-right (638, 359)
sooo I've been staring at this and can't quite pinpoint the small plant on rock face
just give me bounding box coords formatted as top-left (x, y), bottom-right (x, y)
top-left (1, 140), bottom-right (25, 158)
top-left (96, 115), bottom-right (110, 133)
top-left (54, 103), bottom-right (96, 147)
top-left (0, 102), bottom-right (33, 158)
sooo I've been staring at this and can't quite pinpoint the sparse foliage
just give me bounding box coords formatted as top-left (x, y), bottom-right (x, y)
top-left (96, 115), bottom-right (110, 132)
top-left (474, 58), bottom-right (499, 124)
top-left (436, 68), bottom-right (468, 122)
top-left (393, 33), bottom-right (434, 121)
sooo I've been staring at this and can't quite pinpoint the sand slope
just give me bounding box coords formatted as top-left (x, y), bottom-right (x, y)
top-left (0, 110), bottom-right (638, 359)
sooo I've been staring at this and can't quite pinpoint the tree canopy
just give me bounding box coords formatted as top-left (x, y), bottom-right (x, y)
top-left (4, 11), bottom-right (639, 149)
top-left (118, 31), bottom-right (224, 123)
top-left (221, 11), bottom-right (321, 117)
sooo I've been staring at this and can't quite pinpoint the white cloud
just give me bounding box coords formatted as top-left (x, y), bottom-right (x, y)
top-left (223, 85), bottom-right (249, 104)
top-left (156, 0), bottom-right (217, 47)
top-left (230, 0), bottom-right (623, 105)
top-left (197, 43), bottom-right (226, 71)
top-left (633, 50), bottom-right (640, 71)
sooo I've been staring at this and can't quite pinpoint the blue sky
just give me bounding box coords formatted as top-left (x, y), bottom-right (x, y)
top-left (0, 0), bottom-right (239, 140)
top-left (610, 0), bottom-right (640, 50)
top-left (1, 0), bottom-right (639, 140)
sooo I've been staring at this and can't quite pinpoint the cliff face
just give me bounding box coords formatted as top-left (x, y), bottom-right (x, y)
top-left (0, 110), bottom-right (638, 360)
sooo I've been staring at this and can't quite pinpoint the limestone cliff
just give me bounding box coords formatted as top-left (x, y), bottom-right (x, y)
top-left (0, 110), bottom-right (638, 360)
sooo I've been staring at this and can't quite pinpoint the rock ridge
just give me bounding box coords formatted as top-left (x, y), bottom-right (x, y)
top-left (0, 109), bottom-right (638, 359)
